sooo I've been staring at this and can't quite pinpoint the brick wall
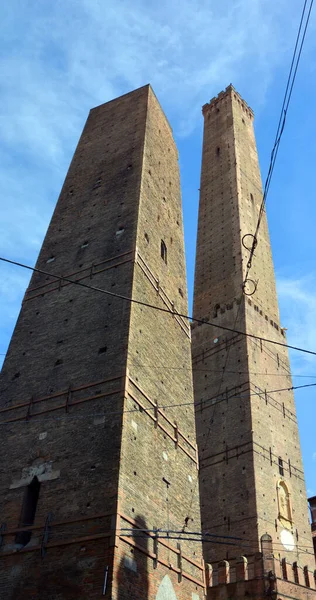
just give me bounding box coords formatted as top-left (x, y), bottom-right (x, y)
top-left (0, 86), bottom-right (204, 599)
top-left (192, 86), bottom-right (315, 581)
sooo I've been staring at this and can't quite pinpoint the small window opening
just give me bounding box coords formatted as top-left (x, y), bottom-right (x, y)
top-left (81, 241), bottom-right (89, 249)
top-left (98, 346), bottom-right (107, 354)
top-left (178, 288), bottom-right (184, 298)
top-left (15, 476), bottom-right (40, 547)
top-left (216, 147), bottom-right (220, 156)
top-left (250, 193), bottom-right (254, 202)
top-left (55, 359), bottom-right (63, 366)
top-left (160, 240), bottom-right (167, 264)
top-left (93, 178), bottom-right (102, 190)
top-left (278, 457), bottom-right (284, 476)
top-left (144, 233), bottom-right (149, 243)
top-left (46, 256), bottom-right (55, 264)
top-left (213, 303), bottom-right (221, 318)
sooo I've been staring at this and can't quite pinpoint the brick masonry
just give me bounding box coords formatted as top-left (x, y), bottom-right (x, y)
top-left (1, 82), bottom-right (315, 600)
top-left (191, 85), bottom-right (316, 598)
top-left (0, 86), bottom-right (204, 599)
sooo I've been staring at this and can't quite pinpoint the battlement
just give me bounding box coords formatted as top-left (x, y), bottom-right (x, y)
top-left (202, 83), bottom-right (254, 118)
top-left (205, 537), bottom-right (316, 600)
top-left (207, 554), bottom-right (316, 590)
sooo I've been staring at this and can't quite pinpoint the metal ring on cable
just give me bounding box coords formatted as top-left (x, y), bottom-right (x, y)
top-left (242, 233), bottom-right (258, 252)
top-left (242, 278), bottom-right (257, 296)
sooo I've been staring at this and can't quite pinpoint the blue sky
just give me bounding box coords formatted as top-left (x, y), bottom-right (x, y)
top-left (0, 0), bottom-right (315, 497)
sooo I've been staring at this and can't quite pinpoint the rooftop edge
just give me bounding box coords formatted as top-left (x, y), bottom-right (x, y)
top-left (202, 84), bottom-right (254, 118)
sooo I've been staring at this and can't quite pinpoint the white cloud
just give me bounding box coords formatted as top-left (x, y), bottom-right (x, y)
top-left (1, 0), bottom-right (311, 161)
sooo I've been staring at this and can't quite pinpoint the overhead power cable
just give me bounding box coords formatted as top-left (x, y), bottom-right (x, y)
top-left (1, 345), bottom-right (316, 379)
top-left (1, 255), bottom-right (316, 358)
top-left (120, 529), bottom-right (316, 551)
top-left (0, 382), bottom-right (315, 426)
top-left (244, 0), bottom-right (314, 283)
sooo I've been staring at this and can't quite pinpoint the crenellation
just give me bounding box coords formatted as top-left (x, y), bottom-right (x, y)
top-left (203, 85), bottom-right (254, 119)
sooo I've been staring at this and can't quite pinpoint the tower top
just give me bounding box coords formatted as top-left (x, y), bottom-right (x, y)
top-left (202, 83), bottom-right (254, 119)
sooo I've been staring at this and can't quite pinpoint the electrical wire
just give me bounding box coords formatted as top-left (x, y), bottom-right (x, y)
top-left (1, 255), bottom-right (316, 358)
top-left (120, 529), bottom-right (316, 552)
top-left (244, 0), bottom-right (314, 282)
top-left (2, 345), bottom-right (316, 379)
top-left (0, 382), bottom-right (315, 426)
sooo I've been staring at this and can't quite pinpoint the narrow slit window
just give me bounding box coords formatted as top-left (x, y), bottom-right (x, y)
top-left (15, 476), bottom-right (40, 547)
top-left (278, 457), bottom-right (284, 476)
top-left (93, 178), bottom-right (102, 190)
top-left (161, 240), bottom-right (167, 264)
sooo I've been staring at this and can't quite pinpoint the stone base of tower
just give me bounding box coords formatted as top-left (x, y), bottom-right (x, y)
top-left (206, 536), bottom-right (316, 600)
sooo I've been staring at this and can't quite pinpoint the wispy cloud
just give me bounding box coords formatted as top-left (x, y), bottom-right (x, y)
top-left (1, 0), bottom-right (311, 159)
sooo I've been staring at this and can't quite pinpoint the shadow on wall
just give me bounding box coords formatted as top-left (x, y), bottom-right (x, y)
top-left (116, 514), bottom-right (180, 599)
top-left (117, 515), bottom-right (149, 600)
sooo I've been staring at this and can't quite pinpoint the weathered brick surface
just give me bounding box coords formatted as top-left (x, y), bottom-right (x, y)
top-left (0, 86), bottom-right (204, 599)
top-left (192, 85), bottom-right (315, 598)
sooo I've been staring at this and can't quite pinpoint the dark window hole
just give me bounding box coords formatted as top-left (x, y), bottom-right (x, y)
top-left (161, 240), bottom-right (167, 264)
top-left (278, 457), bottom-right (284, 476)
top-left (15, 477), bottom-right (40, 547)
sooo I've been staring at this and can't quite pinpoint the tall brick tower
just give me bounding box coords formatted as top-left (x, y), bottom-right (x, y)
top-left (0, 86), bottom-right (205, 599)
top-left (191, 85), bottom-right (316, 599)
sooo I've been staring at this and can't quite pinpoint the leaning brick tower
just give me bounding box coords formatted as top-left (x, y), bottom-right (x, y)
top-left (0, 85), bottom-right (204, 599)
top-left (191, 85), bottom-right (316, 599)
